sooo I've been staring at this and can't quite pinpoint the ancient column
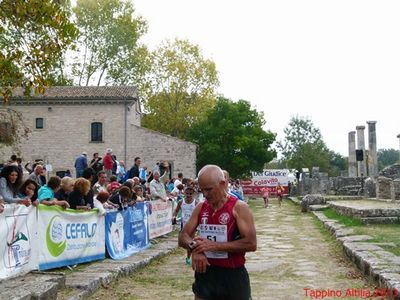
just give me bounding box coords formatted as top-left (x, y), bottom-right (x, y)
top-left (356, 125), bottom-right (366, 177)
top-left (367, 121), bottom-right (378, 177)
top-left (348, 131), bottom-right (357, 177)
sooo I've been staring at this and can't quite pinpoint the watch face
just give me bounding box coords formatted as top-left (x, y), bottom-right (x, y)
top-left (189, 241), bottom-right (196, 249)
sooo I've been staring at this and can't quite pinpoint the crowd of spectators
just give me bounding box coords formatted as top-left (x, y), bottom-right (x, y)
top-left (0, 152), bottom-right (245, 216)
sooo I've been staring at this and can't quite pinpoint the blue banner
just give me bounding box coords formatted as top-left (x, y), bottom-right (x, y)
top-left (105, 203), bottom-right (150, 260)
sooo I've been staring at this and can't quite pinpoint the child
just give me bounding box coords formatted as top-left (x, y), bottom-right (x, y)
top-left (172, 186), bottom-right (196, 265)
top-left (38, 176), bottom-right (70, 209)
top-left (261, 186), bottom-right (269, 208)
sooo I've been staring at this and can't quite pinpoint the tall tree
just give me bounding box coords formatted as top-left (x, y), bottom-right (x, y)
top-left (187, 97), bottom-right (276, 178)
top-left (141, 39), bottom-right (219, 139)
top-left (378, 148), bottom-right (400, 170)
top-left (0, 0), bottom-right (77, 102)
top-left (72, 0), bottom-right (148, 86)
top-left (278, 116), bottom-right (332, 173)
top-left (328, 150), bottom-right (347, 176)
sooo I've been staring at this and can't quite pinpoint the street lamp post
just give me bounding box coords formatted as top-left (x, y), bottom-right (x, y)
top-left (397, 134), bottom-right (400, 163)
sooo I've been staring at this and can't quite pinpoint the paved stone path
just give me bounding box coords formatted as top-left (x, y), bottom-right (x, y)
top-left (247, 198), bottom-right (375, 299)
top-left (90, 198), bottom-right (375, 300)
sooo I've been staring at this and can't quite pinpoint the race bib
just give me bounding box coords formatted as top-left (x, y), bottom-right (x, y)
top-left (198, 224), bottom-right (228, 259)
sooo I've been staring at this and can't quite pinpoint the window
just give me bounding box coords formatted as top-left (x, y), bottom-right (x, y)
top-left (36, 118), bottom-right (44, 129)
top-left (0, 122), bottom-right (12, 143)
top-left (91, 122), bottom-right (103, 142)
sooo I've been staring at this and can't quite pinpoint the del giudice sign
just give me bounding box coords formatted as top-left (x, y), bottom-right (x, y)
top-left (242, 169), bottom-right (290, 195)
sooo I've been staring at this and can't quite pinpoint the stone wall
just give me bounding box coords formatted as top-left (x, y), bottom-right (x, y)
top-left (127, 125), bottom-right (197, 179)
top-left (376, 176), bottom-right (392, 200)
top-left (391, 179), bottom-right (400, 201)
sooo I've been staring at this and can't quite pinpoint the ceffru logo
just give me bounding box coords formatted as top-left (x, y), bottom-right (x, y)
top-left (46, 215), bottom-right (66, 257)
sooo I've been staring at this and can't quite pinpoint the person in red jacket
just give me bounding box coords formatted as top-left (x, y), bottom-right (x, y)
top-left (179, 164), bottom-right (257, 300)
top-left (102, 148), bottom-right (113, 178)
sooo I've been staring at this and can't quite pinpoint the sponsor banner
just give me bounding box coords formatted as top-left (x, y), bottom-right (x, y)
top-left (105, 203), bottom-right (150, 260)
top-left (242, 169), bottom-right (290, 195)
top-left (148, 200), bottom-right (173, 239)
top-left (0, 204), bottom-right (38, 279)
top-left (37, 205), bottom-right (105, 270)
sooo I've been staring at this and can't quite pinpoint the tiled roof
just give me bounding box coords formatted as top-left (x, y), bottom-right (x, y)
top-left (8, 86), bottom-right (138, 100)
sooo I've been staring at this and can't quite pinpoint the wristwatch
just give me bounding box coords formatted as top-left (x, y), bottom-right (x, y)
top-left (188, 240), bottom-right (197, 250)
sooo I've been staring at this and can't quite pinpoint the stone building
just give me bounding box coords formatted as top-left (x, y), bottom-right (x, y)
top-left (0, 86), bottom-right (197, 178)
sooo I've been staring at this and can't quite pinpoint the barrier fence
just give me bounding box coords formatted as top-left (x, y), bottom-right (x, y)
top-left (0, 200), bottom-right (173, 279)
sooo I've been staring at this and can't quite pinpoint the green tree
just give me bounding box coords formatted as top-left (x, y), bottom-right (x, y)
top-left (378, 148), bottom-right (400, 170)
top-left (0, 0), bottom-right (77, 102)
top-left (141, 39), bottom-right (219, 139)
top-left (187, 97), bottom-right (276, 178)
top-left (328, 150), bottom-right (347, 176)
top-left (72, 0), bottom-right (148, 86)
top-left (278, 116), bottom-right (333, 174)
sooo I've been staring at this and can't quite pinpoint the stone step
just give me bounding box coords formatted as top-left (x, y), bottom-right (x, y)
top-left (308, 204), bottom-right (329, 211)
top-left (360, 217), bottom-right (400, 224)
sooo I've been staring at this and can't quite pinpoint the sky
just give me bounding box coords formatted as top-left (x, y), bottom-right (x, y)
top-left (133, 0), bottom-right (400, 156)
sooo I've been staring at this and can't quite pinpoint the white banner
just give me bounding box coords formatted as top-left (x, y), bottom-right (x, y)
top-left (148, 200), bottom-right (173, 239)
top-left (0, 204), bottom-right (38, 279)
top-left (242, 169), bottom-right (290, 195)
top-left (37, 205), bottom-right (105, 270)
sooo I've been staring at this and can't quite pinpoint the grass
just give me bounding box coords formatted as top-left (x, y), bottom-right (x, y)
top-left (321, 208), bottom-right (400, 256)
top-left (322, 208), bottom-right (364, 227)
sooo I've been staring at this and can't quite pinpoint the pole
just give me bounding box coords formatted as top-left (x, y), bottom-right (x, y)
top-left (397, 134), bottom-right (400, 163)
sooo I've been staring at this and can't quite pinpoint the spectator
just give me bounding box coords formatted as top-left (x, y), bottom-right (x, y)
top-left (28, 164), bottom-right (44, 187)
top-left (107, 175), bottom-right (121, 194)
top-left (133, 185), bottom-right (145, 202)
top-left (149, 168), bottom-right (170, 201)
top-left (55, 176), bottom-right (75, 202)
top-left (0, 165), bottom-right (31, 206)
top-left (74, 152), bottom-right (88, 178)
top-left (89, 153), bottom-right (103, 174)
top-left (18, 179), bottom-right (39, 207)
top-left (7, 154), bottom-right (18, 166)
top-left (171, 183), bottom-right (184, 199)
top-left (38, 176), bottom-right (69, 208)
top-left (111, 154), bottom-right (118, 175)
top-left (82, 167), bottom-right (96, 208)
top-left (68, 178), bottom-right (92, 210)
top-left (139, 165), bottom-right (148, 183)
top-left (127, 157), bottom-right (142, 182)
top-left (102, 149), bottom-right (114, 178)
top-left (117, 160), bottom-right (126, 183)
top-left (89, 153), bottom-right (103, 183)
top-left (174, 173), bottom-right (184, 188)
top-left (93, 190), bottom-right (111, 216)
top-left (93, 170), bottom-right (108, 195)
top-left (109, 186), bottom-right (133, 210)
top-left (0, 196), bottom-right (4, 213)
top-left (16, 157), bottom-right (23, 176)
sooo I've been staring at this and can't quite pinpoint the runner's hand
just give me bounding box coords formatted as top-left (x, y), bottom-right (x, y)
top-left (192, 236), bottom-right (216, 253)
top-left (191, 252), bottom-right (209, 273)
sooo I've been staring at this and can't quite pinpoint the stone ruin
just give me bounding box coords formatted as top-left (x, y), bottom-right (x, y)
top-left (376, 164), bottom-right (400, 201)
